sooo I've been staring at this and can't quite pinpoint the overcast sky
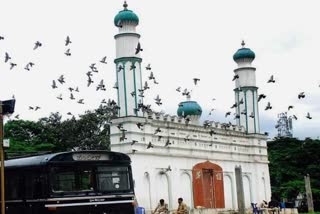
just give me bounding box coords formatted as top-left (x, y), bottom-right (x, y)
top-left (0, 0), bottom-right (319, 139)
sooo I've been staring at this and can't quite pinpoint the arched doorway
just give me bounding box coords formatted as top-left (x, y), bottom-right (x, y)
top-left (180, 172), bottom-right (193, 208)
top-left (156, 172), bottom-right (170, 207)
top-left (192, 161), bottom-right (225, 208)
top-left (143, 172), bottom-right (152, 210)
top-left (243, 175), bottom-right (252, 208)
top-left (223, 174), bottom-right (234, 209)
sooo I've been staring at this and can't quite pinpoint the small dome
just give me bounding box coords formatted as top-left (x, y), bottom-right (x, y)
top-left (114, 9), bottom-right (139, 27)
top-left (233, 48), bottom-right (255, 61)
top-left (177, 101), bottom-right (202, 117)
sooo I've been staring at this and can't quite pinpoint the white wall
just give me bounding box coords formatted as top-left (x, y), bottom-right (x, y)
top-left (110, 116), bottom-right (271, 212)
top-left (243, 175), bottom-right (252, 208)
top-left (179, 172), bottom-right (193, 208)
top-left (223, 174), bottom-right (234, 209)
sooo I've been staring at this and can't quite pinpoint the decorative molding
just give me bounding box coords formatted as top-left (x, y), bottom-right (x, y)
top-left (123, 63), bottom-right (128, 116)
top-left (139, 62), bottom-right (143, 107)
top-left (244, 90), bottom-right (248, 133)
top-left (114, 32), bottom-right (141, 39)
top-left (116, 63), bottom-right (121, 116)
top-left (114, 57), bottom-right (142, 64)
top-left (234, 86), bottom-right (258, 92)
top-left (252, 90), bottom-right (257, 133)
top-left (233, 67), bottom-right (256, 72)
top-left (237, 90), bottom-right (241, 126)
top-left (133, 66), bottom-right (138, 116)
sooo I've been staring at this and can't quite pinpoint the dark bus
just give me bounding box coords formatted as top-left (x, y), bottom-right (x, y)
top-left (2, 151), bottom-right (136, 214)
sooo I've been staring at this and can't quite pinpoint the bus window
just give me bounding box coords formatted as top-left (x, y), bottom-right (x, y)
top-left (51, 167), bottom-right (94, 193)
top-left (96, 166), bottom-right (130, 192)
top-left (25, 173), bottom-right (46, 199)
top-left (52, 168), bottom-right (76, 192)
top-left (78, 168), bottom-right (94, 191)
top-left (5, 172), bottom-right (23, 200)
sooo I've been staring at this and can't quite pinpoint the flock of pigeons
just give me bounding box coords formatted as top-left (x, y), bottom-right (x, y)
top-left (225, 74), bottom-right (313, 121)
top-left (1, 35), bottom-right (113, 120)
top-left (50, 36), bottom-right (110, 110)
top-left (0, 34), bottom-right (316, 140)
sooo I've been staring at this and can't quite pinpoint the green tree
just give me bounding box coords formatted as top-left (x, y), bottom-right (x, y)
top-left (268, 137), bottom-right (320, 201)
top-left (4, 104), bottom-right (117, 155)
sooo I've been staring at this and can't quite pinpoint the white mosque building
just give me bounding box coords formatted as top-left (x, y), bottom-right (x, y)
top-left (110, 2), bottom-right (271, 212)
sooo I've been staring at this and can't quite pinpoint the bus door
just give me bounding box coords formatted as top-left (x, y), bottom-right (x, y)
top-left (24, 171), bottom-right (47, 214)
top-left (5, 171), bottom-right (25, 214)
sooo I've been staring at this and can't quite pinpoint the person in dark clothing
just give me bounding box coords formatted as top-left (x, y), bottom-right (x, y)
top-left (268, 199), bottom-right (280, 214)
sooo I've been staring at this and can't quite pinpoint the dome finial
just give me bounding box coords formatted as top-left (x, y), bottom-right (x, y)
top-left (241, 40), bottom-right (245, 47)
top-left (123, 1), bottom-right (128, 10)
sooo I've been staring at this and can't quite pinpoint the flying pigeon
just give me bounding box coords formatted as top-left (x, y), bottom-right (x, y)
top-left (146, 64), bottom-right (151, 70)
top-left (136, 123), bottom-right (144, 129)
top-left (258, 94), bottom-right (267, 102)
top-left (135, 42), bottom-right (143, 54)
top-left (58, 75), bottom-right (65, 84)
top-left (130, 62), bottom-right (136, 70)
top-left (231, 103), bottom-right (238, 109)
top-left (70, 93), bottom-right (75, 100)
top-left (265, 102), bottom-right (272, 110)
top-left (147, 142), bottom-right (154, 149)
top-left (148, 72), bottom-right (155, 80)
top-left (57, 94), bottom-right (63, 100)
top-left (232, 74), bottom-right (239, 81)
top-left (298, 92), bottom-right (305, 99)
top-left (33, 41), bottom-right (42, 50)
top-left (131, 140), bottom-right (138, 145)
top-left (267, 75), bottom-right (275, 83)
top-left (100, 56), bottom-right (107, 64)
top-left (65, 36), bottom-right (72, 46)
top-left (154, 127), bottom-right (161, 135)
top-left (306, 112), bottom-right (312, 119)
top-left (9, 62), bottom-right (17, 70)
top-left (118, 65), bottom-right (124, 72)
top-left (24, 62), bottom-right (35, 71)
top-left (65, 49), bottom-right (71, 56)
top-left (165, 139), bottom-right (171, 147)
top-left (87, 77), bottom-right (94, 87)
top-left (193, 78), bottom-right (200, 85)
top-left (4, 52), bottom-right (11, 63)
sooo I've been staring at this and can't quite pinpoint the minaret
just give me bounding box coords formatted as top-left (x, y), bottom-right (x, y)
top-left (233, 41), bottom-right (260, 134)
top-left (114, 1), bottom-right (143, 117)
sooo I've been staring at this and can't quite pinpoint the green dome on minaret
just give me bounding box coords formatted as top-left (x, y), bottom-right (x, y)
top-left (114, 1), bottom-right (139, 27)
top-left (233, 40), bottom-right (255, 61)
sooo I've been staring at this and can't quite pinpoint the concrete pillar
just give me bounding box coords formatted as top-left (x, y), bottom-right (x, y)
top-left (235, 166), bottom-right (245, 214)
top-left (304, 174), bottom-right (314, 213)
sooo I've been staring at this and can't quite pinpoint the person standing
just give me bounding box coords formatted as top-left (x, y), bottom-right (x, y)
top-left (174, 198), bottom-right (188, 214)
top-left (153, 199), bottom-right (168, 214)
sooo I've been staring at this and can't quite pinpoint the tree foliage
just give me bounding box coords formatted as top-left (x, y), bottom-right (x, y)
top-left (268, 137), bottom-right (320, 201)
top-left (4, 105), bottom-right (116, 156)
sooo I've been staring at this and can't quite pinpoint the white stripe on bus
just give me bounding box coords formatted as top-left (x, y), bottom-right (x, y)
top-left (47, 194), bottom-right (134, 202)
top-left (45, 200), bottom-right (134, 208)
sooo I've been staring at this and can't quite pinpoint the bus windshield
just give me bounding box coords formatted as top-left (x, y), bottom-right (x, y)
top-left (96, 166), bottom-right (130, 192)
top-left (51, 166), bottom-right (131, 194)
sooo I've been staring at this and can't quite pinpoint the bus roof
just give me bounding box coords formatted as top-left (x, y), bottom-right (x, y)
top-left (4, 150), bottom-right (131, 168)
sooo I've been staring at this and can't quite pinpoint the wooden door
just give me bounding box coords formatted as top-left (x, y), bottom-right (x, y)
top-left (192, 161), bottom-right (225, 208)
top-left (202, 169), bottom-right (215, 208)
